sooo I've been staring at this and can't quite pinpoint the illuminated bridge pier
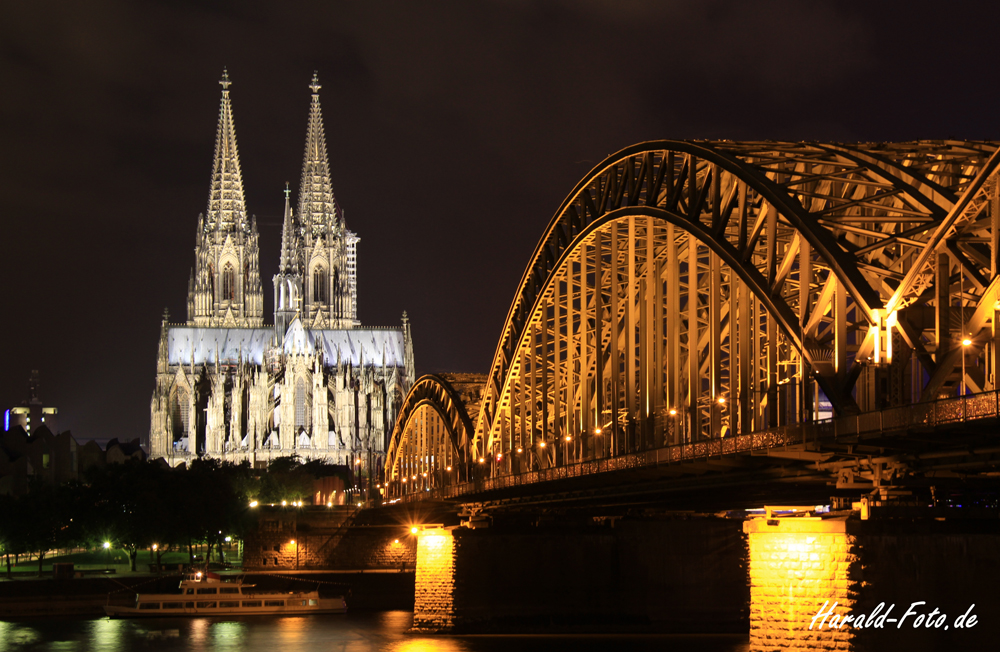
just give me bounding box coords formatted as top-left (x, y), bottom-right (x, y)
top-left (386, 140), bottom-right (1000, 648)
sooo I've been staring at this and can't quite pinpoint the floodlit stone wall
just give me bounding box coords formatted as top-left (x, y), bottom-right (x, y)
top-left (412, 528), bottom-right (456, 631)
top-left (745, 518), bottom-right (855, 651)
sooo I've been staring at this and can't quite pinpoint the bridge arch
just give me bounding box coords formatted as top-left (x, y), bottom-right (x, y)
top-left (388, 140), bottom-right (1000, 498)
top-left (384, 374), bottom-right (475, 496)
top-left (472, 140), bottom-right (1000, 466)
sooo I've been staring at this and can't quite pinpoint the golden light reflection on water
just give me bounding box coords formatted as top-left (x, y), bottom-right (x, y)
top-left (386, 637), bottom-right (469, 652)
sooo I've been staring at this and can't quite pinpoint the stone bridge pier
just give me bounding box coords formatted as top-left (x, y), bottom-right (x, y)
top-left (744, 514), bottom-right (1000, 651)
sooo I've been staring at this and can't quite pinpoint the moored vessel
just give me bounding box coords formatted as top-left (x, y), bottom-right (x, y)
top-left (104, 571), bottom-right (347, 618)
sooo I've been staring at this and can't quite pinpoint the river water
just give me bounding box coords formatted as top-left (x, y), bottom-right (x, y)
top-left (0, 612), bottom-right (749, 652)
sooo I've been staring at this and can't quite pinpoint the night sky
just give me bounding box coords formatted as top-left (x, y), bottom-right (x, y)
top-left (3, 1), bottom-right (999, 444)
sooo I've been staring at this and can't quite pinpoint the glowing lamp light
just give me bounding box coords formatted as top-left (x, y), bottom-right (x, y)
top-left (496, 453), bottom-right (502, 460)
top-left (565, 435), bottom-right (571, 442)
top-left (394, 539), bottom-right (399, 544)
top-left (327, 502), bottom-right (333, 507)
top-left (479, 457), bottom-right (485, 463)
top-left (963, 338), bottom-right (972, 346)
top-left (281, 500), bottom-right (287, 506)
top-left (152, 544), bottom-right (158, 551)
top-left (594, 428), bottom-right (602, 435)
top-left (225, 536), bottom-right (232, 542)
top-left (422, 472), bottom-right (427, 477)
top-left (717, 396), bottom-right (726, 404)
top-left (102, 542), bottom-right (110, 549)
top-left (516, 447), bottom-right (522, 453)
top-left (411, 527), bottom-right (419, 534)
top-left (446, 466), bottom-right (452, 471)
top-left (412, 475), bottom-right (417, 480)
top-left (290, 539), bottom-right (296, 545)
top-left (249, 500), bottom-right (258, 508)
top-left (356, 459), bottom-right (361, 465)
top-left (402, 478), bottom-right (407, 483)
top-left (540, 441), bottom-right (546, 448)
top-left (669, 409), bottom-right (677, 416)
top-left (195, 572), bottom-right (202, 579)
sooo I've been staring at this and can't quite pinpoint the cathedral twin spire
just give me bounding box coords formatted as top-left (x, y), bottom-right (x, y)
top-left (184, 70), bottom-right (356, 332)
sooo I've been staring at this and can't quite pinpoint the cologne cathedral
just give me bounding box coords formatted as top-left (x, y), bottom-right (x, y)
top-left (149, 72), bottom-right (415, 472)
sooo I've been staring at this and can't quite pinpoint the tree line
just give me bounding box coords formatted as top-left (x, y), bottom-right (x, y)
top-left (0, 456), bottom-right (347, 575)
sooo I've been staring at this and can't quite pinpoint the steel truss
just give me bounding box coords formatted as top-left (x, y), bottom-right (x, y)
top-left (385, 375), bottom-right (474, 493)
top-left (387, 140), bottom-right (1000, 496)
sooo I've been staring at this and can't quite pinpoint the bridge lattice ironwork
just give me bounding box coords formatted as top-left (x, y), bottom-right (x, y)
top-left (386, 140), bottom-right (1000, 498)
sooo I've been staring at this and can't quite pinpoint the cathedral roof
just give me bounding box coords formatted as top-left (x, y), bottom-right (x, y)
top-left (205, 69), bottom-right (249, 233)
top-left (297, 72), bottom-right (338, 236)
top-left (166, 325), bottom-right (406, 367)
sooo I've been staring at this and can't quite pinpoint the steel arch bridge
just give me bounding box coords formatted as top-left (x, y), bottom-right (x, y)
top-left (386, 140), bottom-right (1000, 499)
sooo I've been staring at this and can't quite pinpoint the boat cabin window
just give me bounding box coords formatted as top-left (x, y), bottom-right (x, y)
top-left (242, 601), bottom-right (262, 607)
top-left (264, 600), bottom-right (285, 607)
top-left (220, 601), bottom-right (240, 608)
top-left (220, 587), bottom-right (239, 594)
top-left (163, 602), bottom-right (183, 609)
top-left (138, 603), bottom-right (160, 610)
top-left (185, 589), bottom-right (194, 594)
top-left (185, 602), bottom-right (195, 608)
top-left (309, 599), bottom-right (318, 606)
top-left (197, 602), bottom-right (217, 608)
top-left (196, 588), bottom-right (218, 594)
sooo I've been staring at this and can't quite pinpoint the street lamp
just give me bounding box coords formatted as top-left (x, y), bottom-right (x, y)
top-left (962, 338), bottom-right (972, 396)
top-left (290, 539), bottom-right (298, 570)
top-left (103, 541), bottom-right (111, 571)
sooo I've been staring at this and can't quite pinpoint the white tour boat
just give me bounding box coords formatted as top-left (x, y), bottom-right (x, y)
top-left (104, 571), bottom-right (347, 618)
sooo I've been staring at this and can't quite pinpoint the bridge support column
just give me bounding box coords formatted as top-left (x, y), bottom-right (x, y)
top-left (746, 515), bottom-right (1000, 651)
top-left (745, 517), bottom-right (856, 651)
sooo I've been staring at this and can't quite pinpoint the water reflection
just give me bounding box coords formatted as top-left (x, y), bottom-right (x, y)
top-left (0, 612), bottom-right (747, 652)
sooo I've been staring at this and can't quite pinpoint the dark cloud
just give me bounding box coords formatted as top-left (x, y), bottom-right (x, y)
top-left (1, 0), bottom-right (998, 442)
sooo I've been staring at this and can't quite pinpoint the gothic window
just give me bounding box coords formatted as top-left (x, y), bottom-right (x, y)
top-left (171, 388), bottom-right (190, 440)
top-left (295, 379), bottom-right (307, 430)
top-left (313, 266), bottom-right (327, 303)
top-left (222, 263), bottom-right (235, 301)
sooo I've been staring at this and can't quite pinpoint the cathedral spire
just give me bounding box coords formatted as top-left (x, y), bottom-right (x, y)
top-left (205, 68), bottom-right (249, 233)
top-left (297, 72), bottom-right (337, 236)
top-left (278, 183), bottom-right (297, 274)
top-left (188, 70), bottom-right (263, 328)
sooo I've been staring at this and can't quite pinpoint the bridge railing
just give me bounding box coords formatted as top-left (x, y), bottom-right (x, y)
top-left (389, 390), bottom-right (1000, 504)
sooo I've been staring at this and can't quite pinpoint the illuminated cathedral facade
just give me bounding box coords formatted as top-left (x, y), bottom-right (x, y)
top-left (150, 72), bottom-right (414, 471)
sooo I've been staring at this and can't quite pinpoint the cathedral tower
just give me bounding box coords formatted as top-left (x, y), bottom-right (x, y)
top-left (293, 73), bottom-right (359, 330)
top-left (273, 184), bottom-right (302, 335)
top-left (187, 70), bottom-right (264, 328)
